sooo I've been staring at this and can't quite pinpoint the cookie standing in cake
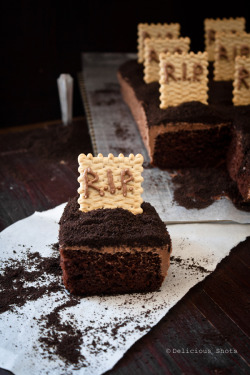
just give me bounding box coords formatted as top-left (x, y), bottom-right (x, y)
top-left (59, 153), bottom-right (172, 296)
top-left (117, 59), bottom-right (231, 169)
top-left (204, 17), bottom-right (245, 62)
top-left (117, 20), bottom-right (250, 206)
top-left (118, 22), bottom-right (236, 169)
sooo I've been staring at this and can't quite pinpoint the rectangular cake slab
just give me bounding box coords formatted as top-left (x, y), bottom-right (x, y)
top-left (79, 52), bottom-right (250, 224)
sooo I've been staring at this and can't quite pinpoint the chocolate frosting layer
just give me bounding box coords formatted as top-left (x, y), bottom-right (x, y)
top-left (59, 197), bottom-right (171, 249)
top-left (118, 59), bottom-right (238, 127)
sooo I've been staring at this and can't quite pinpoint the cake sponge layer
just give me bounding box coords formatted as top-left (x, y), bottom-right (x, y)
top-left (59, 197), bottom-right (172, 296)
top-left (60, 244), bottom-right (171, 295)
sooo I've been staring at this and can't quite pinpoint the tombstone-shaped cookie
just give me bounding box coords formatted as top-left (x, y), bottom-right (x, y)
top-left (159, 51), bottom-right (209, 108)
top-left (233, 56), bottom-right (250, 105)
top-left (204, 17), bottom-right (245, 61)
top-left (214, 32), bottom-right (250, 81)
top-left (78, 153), bottom-right (144, 214)
top-left (143, 37), bottom-right (190, 83)
top-left (137, 23), bottom-right (180, 63)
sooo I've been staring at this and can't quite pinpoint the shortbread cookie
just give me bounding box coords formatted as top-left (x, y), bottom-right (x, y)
top-left (137, 23), bottom-right (180, 63)
top-left (233, 56), bottom-right (250, 105)
top-left (159, 51), bottom-right (209, 108)
top-left (204, 17), bottom-right (245, 61)
top-left (78, 153), bottom-right (144, 214)
top-left (214, 32), bottom-right (250, 81)
top-left (143, 37), bottom-right (190, 83)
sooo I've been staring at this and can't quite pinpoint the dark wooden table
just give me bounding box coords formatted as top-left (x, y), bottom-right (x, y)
top-left (0, 117), bottom-right (249, 375)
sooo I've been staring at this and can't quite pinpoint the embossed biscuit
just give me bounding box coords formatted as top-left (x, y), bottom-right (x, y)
top-left (143, 37), bottom-right (190, 83)
top-left (214, 31), bottom-right (250, 81)
top-left (204, 17), bottom-right (245, 61)
top-left (233, 56), bottom-right (250, 105)
top-left (137, 23), bottom-right (180, 63)
top-left (78, 153), bottom-right (144, 214)
top-left (159, 51), bottom-right (209, 108)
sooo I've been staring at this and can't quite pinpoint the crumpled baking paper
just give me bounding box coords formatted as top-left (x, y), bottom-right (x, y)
top-left (0, 203), bottom-right (249, 375)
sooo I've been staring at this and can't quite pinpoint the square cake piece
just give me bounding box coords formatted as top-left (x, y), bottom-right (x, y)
top-left (59, 197), bottom-right (172, 296)
top-left (117, 60), bottom-right (232, 169)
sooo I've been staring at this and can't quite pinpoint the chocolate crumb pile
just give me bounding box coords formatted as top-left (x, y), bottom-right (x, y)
top-left (171, 166), bottom-right (250, 212)
top-left (59, 198), bottom-right (171, 249)
top-left (0, 244), bottom-right (86, 366)
top-left (170, 255), bottom-right (210, 275)
top-left (0, 242), bottom-right (161, 368)
top-left (38, 300), bottom-right (86, 367)
top-left (0, 246), bottom-right (62, 314)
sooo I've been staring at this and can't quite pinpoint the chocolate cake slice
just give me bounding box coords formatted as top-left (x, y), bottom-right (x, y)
top-left (59, 196), bottom-right (172, 296)
top-left (117, 60), bottom-right (232, 169)
top-left (227, 108), bottom-right (250, 202)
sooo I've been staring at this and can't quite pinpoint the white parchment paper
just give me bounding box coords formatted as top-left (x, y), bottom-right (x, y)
top-left (0, 204), bottom-right (249, 375)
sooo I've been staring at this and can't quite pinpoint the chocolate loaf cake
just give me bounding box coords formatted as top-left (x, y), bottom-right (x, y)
top-left (59, 196), bottom-right (172, 296)
top-left (117, 60), bottom-right (232, 169)
top-left (117, 59), bottom-right (250, 204)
